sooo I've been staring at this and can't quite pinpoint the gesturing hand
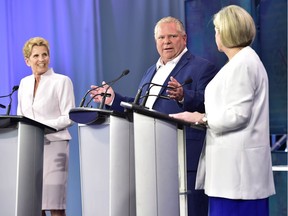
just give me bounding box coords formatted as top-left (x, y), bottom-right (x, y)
top-left (90, 81), bottom-right (115, 105)
top-left (166, 76), bottom-right (184, 101)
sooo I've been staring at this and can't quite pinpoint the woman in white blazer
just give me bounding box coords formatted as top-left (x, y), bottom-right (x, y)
top-left (17, 37), bottom-right (75, 216)
top-left (170, 5), bottom-right (275, 216)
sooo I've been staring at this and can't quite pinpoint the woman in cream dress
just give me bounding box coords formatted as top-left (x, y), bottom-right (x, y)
top-left (17, 37), bottom-right (75, 216)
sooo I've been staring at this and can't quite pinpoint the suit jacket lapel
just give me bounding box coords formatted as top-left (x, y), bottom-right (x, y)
top-left (140, 51), bottom-right (192, 99)
top-left (158, 51), bottom-right (191, 96)
top-left (140, 65), bottom-right (157, 94)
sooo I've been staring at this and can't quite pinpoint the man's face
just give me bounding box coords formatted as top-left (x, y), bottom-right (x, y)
top-left (155, 22), bottom-right (187, 64)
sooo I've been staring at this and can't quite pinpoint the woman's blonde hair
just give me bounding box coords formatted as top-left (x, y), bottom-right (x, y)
top-left (213, 5), bottom-right (256, 48)
top-left (22, 37), bottom-right (50, 58)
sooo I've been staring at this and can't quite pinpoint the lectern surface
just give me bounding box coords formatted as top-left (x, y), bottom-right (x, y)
top-left (69, 107), bottom-right (125, 124)
top-left (0, 115), bottom-right (56, 133)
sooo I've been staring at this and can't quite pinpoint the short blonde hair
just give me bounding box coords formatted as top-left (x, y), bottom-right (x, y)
top-left (154, 16), bottom-right (186, 39)
top-left (22, 37), bottom-right (50, 58)
top-left (213, 5), bottom-right (256, 48)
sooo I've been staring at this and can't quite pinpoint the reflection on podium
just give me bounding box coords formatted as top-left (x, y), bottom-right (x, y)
top-left (121, 102), bottom-right (204, 216)
top-left (69, 107), bottom-right (135, 216)
top-left (0, 115), bottom-right (56, 216)
top-left (69, 104), bottom-right (204, 216)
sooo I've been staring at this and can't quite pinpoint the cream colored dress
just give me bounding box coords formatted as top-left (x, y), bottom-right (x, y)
top-left (17, 68), bottom-right (75, 209)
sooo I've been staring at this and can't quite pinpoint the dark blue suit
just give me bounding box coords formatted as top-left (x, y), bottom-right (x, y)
top-left (110, 50), bottom-right (218, 216)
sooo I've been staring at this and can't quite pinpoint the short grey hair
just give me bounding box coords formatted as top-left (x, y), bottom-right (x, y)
top-left (154, 16), bottom-right (186, 39)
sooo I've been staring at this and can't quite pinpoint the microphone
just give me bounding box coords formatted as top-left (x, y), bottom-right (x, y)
top-left (140, 83), bottom-right (168, 107)
top-left (98, 69), bottom-right (130, 109)
top-left (133, 82), bottom-right (169, 105)
top-left (138, 77), bottom-right (192, 107)
top-left (84, 93), bottom-right (111, 108)
top-left (133, 88), bottom-right (143, 105)
top-left (0, 85), bottom-right (19, 98)
top-left (79, 85), bottom-right (105, 107)
top-left (3, 85), bottom-right (19, 115)
top-left (79, 69), bottom-right (129, 107)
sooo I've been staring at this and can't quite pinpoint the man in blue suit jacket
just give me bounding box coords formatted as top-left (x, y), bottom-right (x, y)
top-left (91, 16), bottom-right (218, 216)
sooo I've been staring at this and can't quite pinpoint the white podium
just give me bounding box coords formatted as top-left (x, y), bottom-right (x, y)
top-left (120, 102), bottom-right (203, 216)
top-left (133, 112), bottom-right (181, 216)
top-left (69, 108), bottom-right (136, 216)
top-left (0, 115), bottom-right (56, 216)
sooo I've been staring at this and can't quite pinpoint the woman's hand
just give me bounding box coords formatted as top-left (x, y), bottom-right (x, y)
top-left (169, 111), bottom-right (205, 124)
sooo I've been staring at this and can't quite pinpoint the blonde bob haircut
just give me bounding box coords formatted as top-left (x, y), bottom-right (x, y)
top-left (154, 16), bottom-right (186, 39)
top-left (23, 37), bottom-right (50, 59)
top-left (213, 5), bottom-right (256, 48)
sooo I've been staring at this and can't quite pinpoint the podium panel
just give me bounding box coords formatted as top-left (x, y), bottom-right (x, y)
top-left (133, 112), bottom-right (180, 216)
top-left (71, 105), bottom-right (195, 216)
top-left (0, 122), bottom-right (44, 216)
top-left (110, 116), bottom-right (136, 216)
top-left (178, 128), bottom-right (188, 216)
top-left (78, 115), bottom-right (135, 216)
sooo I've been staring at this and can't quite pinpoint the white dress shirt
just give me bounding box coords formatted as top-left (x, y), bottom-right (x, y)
top-left (145, 47), bottom-right (188, 109)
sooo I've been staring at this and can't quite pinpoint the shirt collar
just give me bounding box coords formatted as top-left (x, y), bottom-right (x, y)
top-left (156, 47), bottom-right (188, 69)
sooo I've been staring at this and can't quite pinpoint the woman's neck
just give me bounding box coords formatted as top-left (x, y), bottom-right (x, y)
top-left (225, 47), bottom-right (243, 60)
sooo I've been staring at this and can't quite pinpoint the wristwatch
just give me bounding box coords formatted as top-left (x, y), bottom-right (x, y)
top-left (202, 114), bottom-right (208, 124)
top-left (195, 114), bottom-right (208, 126)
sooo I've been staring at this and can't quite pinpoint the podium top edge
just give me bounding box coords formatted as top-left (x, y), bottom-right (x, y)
top-left (120, 102), bottom-right (206, 130)
top-left (0, 115), bottom-right (57, 133)
top-left (69, 107), bottom-right (126, 117)
top-left (69, 107), bottom-right (126, 124)
top-left (69, 107), bottom-right (113, 114)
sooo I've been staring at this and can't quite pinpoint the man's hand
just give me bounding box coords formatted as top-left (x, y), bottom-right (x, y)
top-left (90, 81), bottom-right (115, 105)
top-left (166, 76), bottom-right (184, 101)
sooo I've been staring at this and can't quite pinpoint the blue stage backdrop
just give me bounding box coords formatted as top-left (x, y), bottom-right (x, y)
top-left (0, 0), bottom-right (185, 215)
top-left (0, 0), bottom-right (286, 215)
